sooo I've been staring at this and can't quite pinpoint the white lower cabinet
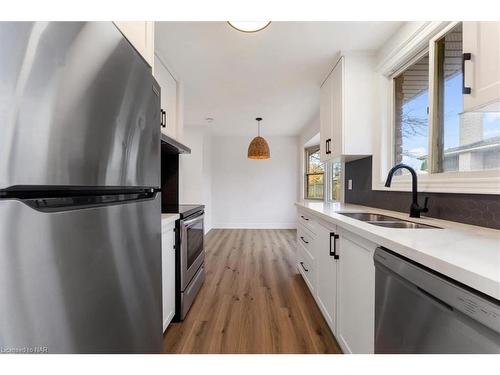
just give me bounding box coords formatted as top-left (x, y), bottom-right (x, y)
top-left (297, 242), bottom-right (316, 293)
top-left (336, 229), bottom-right (377, 354)
top-left (315, 222), bottom-right (338, 334)
top-left (296, 210), bottom-right (377, 353)
top-left (297, 220), bottom-right (317, 293)
top-left (161, 219), bottom-right (176, 332)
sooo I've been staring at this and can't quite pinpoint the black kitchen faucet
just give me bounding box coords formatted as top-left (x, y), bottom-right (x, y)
top-left (385, 164), bottom-right (429, 218)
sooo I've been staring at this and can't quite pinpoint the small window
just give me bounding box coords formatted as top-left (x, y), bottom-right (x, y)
top-left (393, 53), bottom-right (430, 174)
top-left (329, 159), bottom-right (342, 202)
top-left (305, 147), bottom-right (324, 200)
top-left (434, 23), bottom-right (500, 173)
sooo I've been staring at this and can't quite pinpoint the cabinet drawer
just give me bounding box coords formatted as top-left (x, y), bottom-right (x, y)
top-left (297, 242), bottom-right (316, 294)
top-left (297, 225), bottom-right (314, 258)
top-left (297, 211), bottom-right (316, 234)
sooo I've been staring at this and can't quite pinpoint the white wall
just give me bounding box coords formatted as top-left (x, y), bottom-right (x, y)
top-left (202, 134), bottom-right (212, 232)
top-left (179, 126), bottom-right (212, 233)
top-left (210, 136), bottom-right (298, 229)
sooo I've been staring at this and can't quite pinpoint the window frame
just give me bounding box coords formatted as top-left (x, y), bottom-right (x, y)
top-left (390, 48), bottom-right (431, 175)
top-left (304, 146), bottom-right (325, 200)
top-left (326, 158), bottom-right (343, 203)
top-left (373, 21), bottom-right (500, 195)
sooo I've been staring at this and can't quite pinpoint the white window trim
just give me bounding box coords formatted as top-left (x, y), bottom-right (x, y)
top-left (304, 146), bottom-right (325, 201)
top-left (372, 21), bottom-right (500, 195)
top-left (325, 158), bottom-right (345, 203)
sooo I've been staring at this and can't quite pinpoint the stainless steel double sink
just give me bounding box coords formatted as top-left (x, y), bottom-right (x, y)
top-left (339, 212), bottom-right (442, 229)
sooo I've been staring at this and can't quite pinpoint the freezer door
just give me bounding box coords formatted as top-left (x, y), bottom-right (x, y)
top-left (0, 22), bottom-right (160, 189)
top-left (0, 197), bottom-right (162, 353)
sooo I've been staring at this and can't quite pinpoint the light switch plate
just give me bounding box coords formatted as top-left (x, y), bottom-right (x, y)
top-left (348, 179), bottom-right (353, 190)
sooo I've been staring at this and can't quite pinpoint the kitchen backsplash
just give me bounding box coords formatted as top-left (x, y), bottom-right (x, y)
top-left (344, 156), bottom-right (500, 230)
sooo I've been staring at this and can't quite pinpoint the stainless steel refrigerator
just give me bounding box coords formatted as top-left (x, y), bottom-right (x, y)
top-left (0, 22), bottom-right (162, 353)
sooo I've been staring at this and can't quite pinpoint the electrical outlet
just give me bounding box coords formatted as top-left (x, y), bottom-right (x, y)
top-left (348, 179), bottom-right (353, 190)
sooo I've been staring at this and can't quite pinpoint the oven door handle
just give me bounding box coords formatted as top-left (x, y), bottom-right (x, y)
top-left (182, 213), bottom-right (204, 227)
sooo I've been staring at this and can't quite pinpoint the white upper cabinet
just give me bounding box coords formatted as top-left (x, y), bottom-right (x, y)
top-left (154, 55), bottom-right (180, 140)
top-left (113, 21), bottom-right (155, 68)
top-left (320, 52), bottom-right (375, 161)
top-left (320, 70), bottom-right (334, 162)
top-left (463, 22), bottom-right (500, 112)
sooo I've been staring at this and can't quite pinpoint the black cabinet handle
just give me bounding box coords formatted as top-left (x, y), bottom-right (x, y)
top-left (300, 215), bottom-right (309, 221)
top-left (160, 109), bottom-right (167, 128)
top-left (329, 232), bottom-right (339, 259)
top-left (326, 138), bottom-right (331, 154)
top-left (300, 236), bottom-right (309, 244)
top-left (300, 261), bottom-right (309, 272)
top-left (462, 53), bottom-right (472, 94)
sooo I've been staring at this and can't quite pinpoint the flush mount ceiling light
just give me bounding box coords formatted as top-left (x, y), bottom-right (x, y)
top-left (248, 117), bottom-right (270, 160)
top-left (227, 21), bottom-right (271, 33)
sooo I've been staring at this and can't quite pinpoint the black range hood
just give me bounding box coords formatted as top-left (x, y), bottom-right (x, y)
top-left (161, 133), bottom-right (191, 154)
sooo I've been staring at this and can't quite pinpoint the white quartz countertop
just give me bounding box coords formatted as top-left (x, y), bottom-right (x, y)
top-left (161, 213), bottom-right (179, 225)
top-left (296, 201), bottom-right (500, 300)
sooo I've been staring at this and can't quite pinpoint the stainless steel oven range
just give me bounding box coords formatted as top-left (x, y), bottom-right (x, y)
top-left (174, 205), bottom-right (205, 320)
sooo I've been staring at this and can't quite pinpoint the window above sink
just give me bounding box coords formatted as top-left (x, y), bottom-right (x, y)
top-left (373, 21), bottom-right (500, 195)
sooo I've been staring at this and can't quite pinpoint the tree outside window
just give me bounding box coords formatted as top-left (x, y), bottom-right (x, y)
top-left (305, 147), bottom-right (324, 199)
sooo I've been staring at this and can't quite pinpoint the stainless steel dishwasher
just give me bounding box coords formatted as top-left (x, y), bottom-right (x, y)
top-left (373, 247), bottom-right (500, 354)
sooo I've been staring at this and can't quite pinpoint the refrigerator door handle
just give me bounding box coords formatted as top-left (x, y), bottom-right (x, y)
top-left (0, 189), bottom-right (158, 213)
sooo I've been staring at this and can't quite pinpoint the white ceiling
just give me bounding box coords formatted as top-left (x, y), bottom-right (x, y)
top-left (155, 21), bottom-right (403, 136)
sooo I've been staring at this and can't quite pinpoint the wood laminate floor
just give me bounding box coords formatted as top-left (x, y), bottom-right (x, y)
top-left (163, 229), bottom-right (342, 354)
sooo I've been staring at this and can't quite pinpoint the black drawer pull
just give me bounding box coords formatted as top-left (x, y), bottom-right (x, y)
top-left (300, 236), bottom-right (309, 244)
top-left (300, 261), bottom-right (309, 272)
top-left (300, 215), bottom-right (309, 221)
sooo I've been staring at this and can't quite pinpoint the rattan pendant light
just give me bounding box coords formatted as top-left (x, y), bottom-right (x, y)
top-left (247, 117), bottom-right (270, 160)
